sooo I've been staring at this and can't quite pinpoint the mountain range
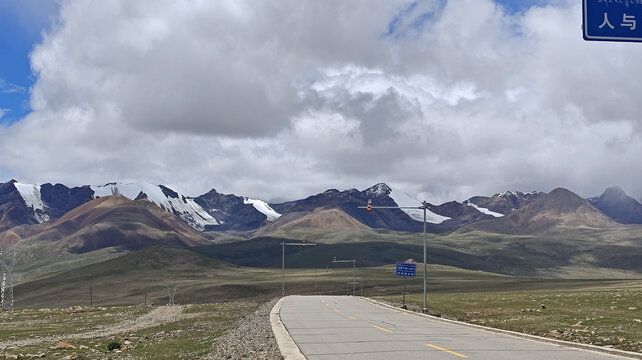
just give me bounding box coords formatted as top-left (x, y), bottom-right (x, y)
top-left (1, 179), bottom-right (641, 304)
top-left (2, 179), bottom-right (642, 242)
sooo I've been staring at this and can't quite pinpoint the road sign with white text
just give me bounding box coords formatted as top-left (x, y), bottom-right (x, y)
top-left (395, 262), bottom-right (416, 277)
top-left (583, 0), bottom-right (642, 42)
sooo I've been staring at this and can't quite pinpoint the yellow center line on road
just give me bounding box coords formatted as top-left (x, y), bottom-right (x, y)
top-left (372, 325), bottom-right (392, 333)
top-left (426, 344), bottom-right (468, 358)
top-left (333, 308), bottom-right (340, 312)
top-left (347, 315), bottom-right (357, 320)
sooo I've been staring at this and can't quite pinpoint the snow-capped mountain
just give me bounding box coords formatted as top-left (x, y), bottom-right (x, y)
top-left (265, 183), bottom-right (457, 233)
top-left (91, 182), bottom-right (220, 231)
top-left (243, 198), bottom-right (281, 222)
top-left (13, 182), bottom-right (49, 223)
top-left (0, 180), bottom-right (281, 232)
top-left (466, 190), bottom-right (543, 216)
top-left (1, 180), bottom-right (95, 231)
top-left (463, 201), bottom-right (504, 217)
top-left (4, 179), bottom-right (642, 236)
top-left (387, 186), bottom-right (451, 224)
top-left (464, 188), bottom-right (620, 234)
top-left (193, 189), bottom-right (281, 231)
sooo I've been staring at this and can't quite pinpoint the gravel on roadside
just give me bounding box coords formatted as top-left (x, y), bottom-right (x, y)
top-left (204, 298), bottom-right (283, 360)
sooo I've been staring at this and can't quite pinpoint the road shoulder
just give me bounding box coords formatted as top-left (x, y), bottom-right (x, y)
top-left (270, 296), bottom-right (307, 360)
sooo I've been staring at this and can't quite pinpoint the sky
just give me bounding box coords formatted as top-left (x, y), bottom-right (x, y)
top-left (1, 0), bottom-right (642, 204)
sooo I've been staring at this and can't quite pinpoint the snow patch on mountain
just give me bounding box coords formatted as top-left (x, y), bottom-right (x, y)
top-left (14, 182), bottom-right (50, 222)
top-left (388, 188), bottom-right (450, 224)
top-left (91, 182), bottom-right (219, 230)
top-left (498, 191), bottom-right (515, 197)
top-left (465, 201), bottom-right (504, 217)
top-left (365, 183), bottom-right (392, 197)
top-left (243, 198), bottom-right (281, 221)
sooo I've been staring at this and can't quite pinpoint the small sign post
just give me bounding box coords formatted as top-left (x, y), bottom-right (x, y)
top-left (395, 262), bottom-right (416, 308)
top-left (281, 240), bottom-right (317, 297)
top-left (360, 200), bottom-right (431, 313)
top-left (583, 0), bottom-right (642, 42)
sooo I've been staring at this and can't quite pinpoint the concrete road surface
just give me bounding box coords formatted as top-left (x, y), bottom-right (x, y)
top-left (279, 295), bottom-right (633, 360)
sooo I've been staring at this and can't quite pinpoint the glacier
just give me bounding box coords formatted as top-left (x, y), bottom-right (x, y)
top-left (243, 198), bottom-right (281, 221)
top-left (388, 187), bottom-right (451, 224)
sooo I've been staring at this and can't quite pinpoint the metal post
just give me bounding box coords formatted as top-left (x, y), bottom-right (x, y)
top-left (332, 258), bottom-right (357, 296)
top-left (359, 199), bottom-right (430, 312)
top-left (281, 241), bottom-right (318, 298)
top-left (352, 259), bottom-right (356, 296)
top-left (403, 276), bottom-right (406, 307)
top-left (315, 269), bottom-right (318, 295)
top-left (423, 202), bottom-right (427, 313)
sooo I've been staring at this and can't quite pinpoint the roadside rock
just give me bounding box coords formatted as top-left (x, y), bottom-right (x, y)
top-left (204, 299), bottom-right (282, 360)
top-left (53, 342), bottom-right (76, 350)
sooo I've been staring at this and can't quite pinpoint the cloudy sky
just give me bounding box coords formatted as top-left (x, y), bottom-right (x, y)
top-left (1, 0), bottom-right (641, 203)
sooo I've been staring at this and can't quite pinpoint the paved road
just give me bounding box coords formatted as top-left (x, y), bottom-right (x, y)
top-left (279, 295), bottom-right (631, 360)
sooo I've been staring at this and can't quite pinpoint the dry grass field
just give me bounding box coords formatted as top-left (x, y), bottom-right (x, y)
top-left (0, 301), bottom-right (261, 359)
top-left (381, 283), bottom-right (642, 353)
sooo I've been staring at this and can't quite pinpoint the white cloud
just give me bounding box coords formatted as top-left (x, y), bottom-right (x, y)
top-left (2, 0), bottom-right (642, 203)
top-left (0, 79), bottom-right (26, 94)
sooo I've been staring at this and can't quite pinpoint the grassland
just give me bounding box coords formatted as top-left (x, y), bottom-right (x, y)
top-left (0, 301), bottom-right (260, 359)
top-left (380, 285), bottom-right (642, 353)
top-left (5, 224), bottom-right (641, 358)
top-left (5, 246), bottom-right (642, 358)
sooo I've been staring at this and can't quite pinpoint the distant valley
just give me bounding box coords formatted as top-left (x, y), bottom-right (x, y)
top-left (0, 179), bottom-right (641, 308)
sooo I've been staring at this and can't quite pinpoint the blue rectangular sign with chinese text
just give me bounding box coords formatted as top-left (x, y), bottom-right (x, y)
top-left (395, 262), bottom-right (416, 277)
top-left (583, 0), bottom-right (642, 42)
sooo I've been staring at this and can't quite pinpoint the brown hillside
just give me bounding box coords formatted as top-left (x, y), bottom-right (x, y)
top-left (462, 188), bottom-right (621, 234)
top-left (17, 195), bottom-right (207, 253)
top-left (278, 209), bottom-right (370, 231)
top-left (253, 208), bottom-right (371, 237)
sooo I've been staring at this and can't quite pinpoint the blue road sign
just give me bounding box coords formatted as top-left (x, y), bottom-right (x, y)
top-left (395, 262), bottom-right (416, 277)
top-left (583, 0), bottom-right (642, 42)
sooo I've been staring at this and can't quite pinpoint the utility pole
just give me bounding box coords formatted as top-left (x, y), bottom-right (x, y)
top-left (281, 240), bottom-right (317, 297)
top-left (360, 199), bottom-right (430, 313)
top-left (332, 257), bottom-right (356, 296)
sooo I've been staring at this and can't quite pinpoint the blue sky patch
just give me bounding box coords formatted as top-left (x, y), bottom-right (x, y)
top-left (383, 0), bottom-right (553, 39)
top-left (495, 0), bottom-right (553, 14)
top-left (0, 0), bottom-right (59, 125)
top-left (384, 0), bottom-right (446, 39)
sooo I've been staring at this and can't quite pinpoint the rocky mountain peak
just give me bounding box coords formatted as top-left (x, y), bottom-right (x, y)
top-left (364, 183), bottom-right (391, 197)
top-left (601, 186), bottom-right (627, 199)
top-left (588, 186), bottom-right (642, 224)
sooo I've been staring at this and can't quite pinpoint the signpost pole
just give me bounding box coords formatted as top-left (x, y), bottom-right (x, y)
top-left (352, 259), bottom-right (356, 296)
top-left (332, 258), bottom-right (358, 296)
top-left (394, 261), bottom-right (416, 308)
top-left (403, 276), bottom-right (406, 308)
top-left (423, 202), bottom-right (427, 313)
top-left (281, 241), bottom-right (317, 297)
top-left (361, 200), bottom-right (429, 312)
